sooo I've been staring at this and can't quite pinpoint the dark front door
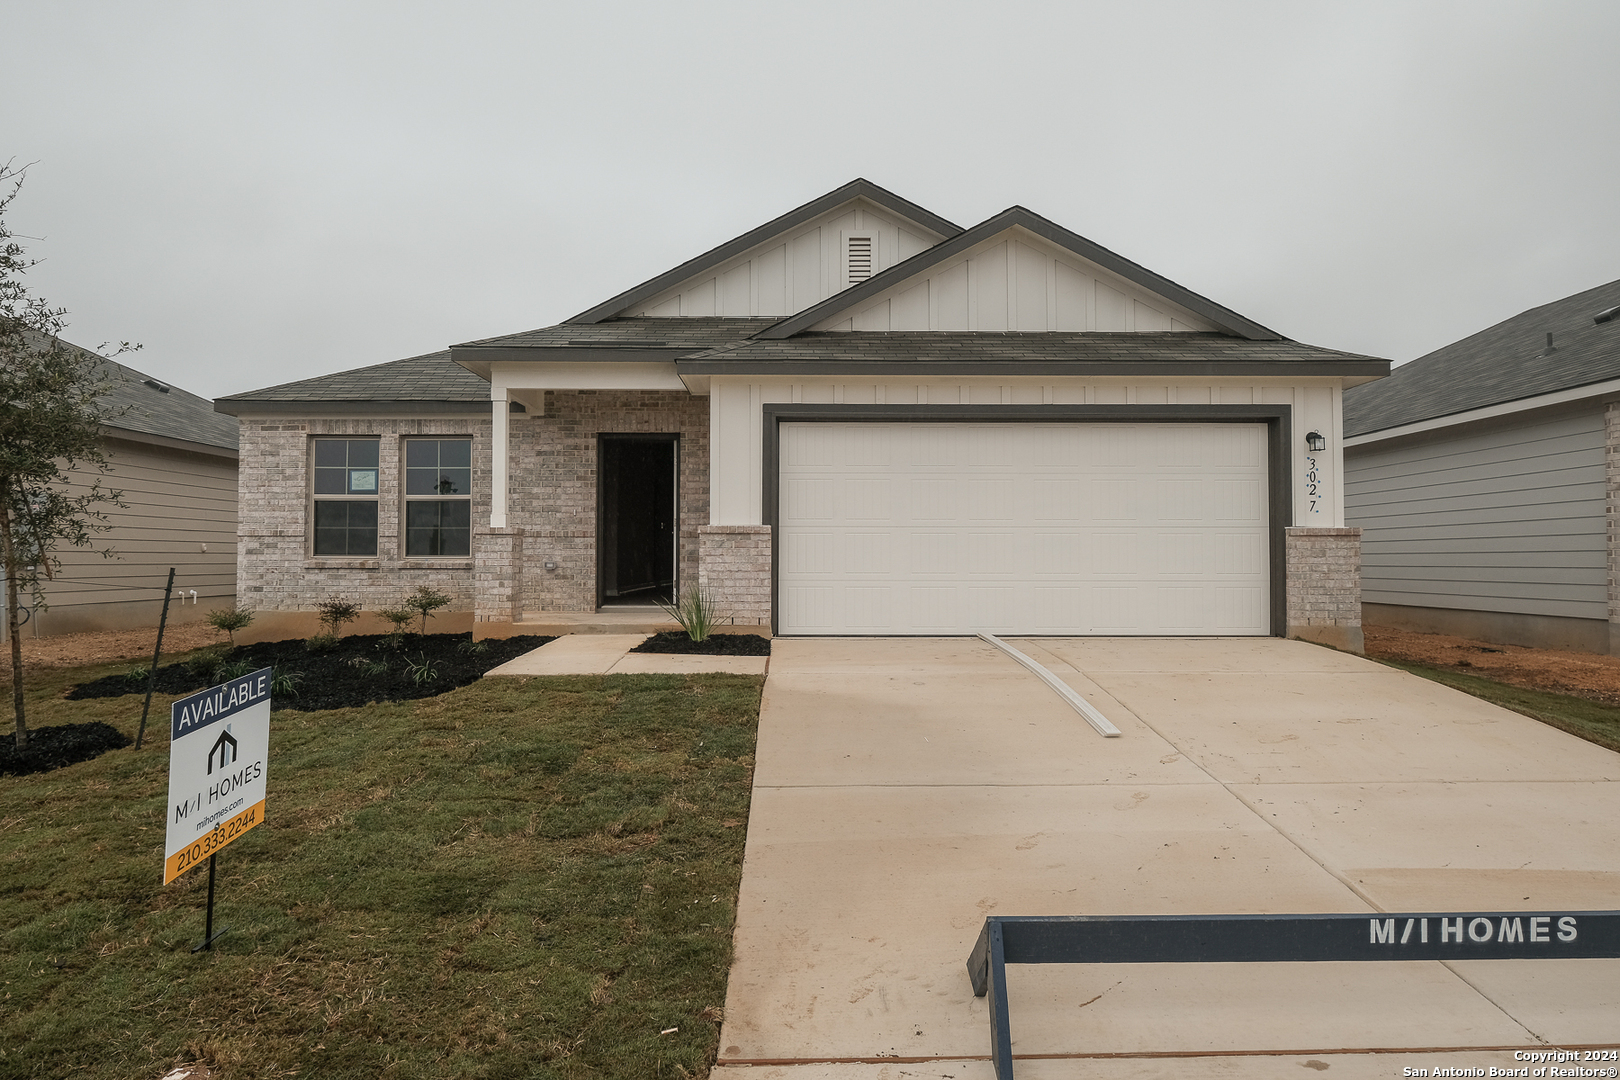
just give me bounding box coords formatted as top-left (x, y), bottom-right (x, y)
top-left (598, 435), bottom-right (677, 606)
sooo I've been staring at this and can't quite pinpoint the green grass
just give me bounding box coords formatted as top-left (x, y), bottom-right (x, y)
top-left (1, 658), bottom-right (764, 1080)
top-left (1377, 659), bottom-right (1620, 754)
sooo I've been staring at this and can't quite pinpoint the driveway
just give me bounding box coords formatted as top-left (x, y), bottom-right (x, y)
top-left (713, 637), bottom-right (1620, 1079)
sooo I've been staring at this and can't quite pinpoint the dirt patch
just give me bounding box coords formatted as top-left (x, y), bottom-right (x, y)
top-left (1364, 625), bottom-right (1620, 706)
top-left (0, 622), bottom-right (222, 675)
top-left (1, 721), bottom-right (132, 777)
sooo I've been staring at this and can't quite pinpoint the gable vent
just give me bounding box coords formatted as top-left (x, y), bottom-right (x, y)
top-left (845, 233), bottom-right (876, 286)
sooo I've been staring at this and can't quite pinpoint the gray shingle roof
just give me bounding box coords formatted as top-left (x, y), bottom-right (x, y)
top-left (41, 338), bottom-right (240, 451)
top-left (679, 332), bottom-right (1385, 374)
top-left (455, 317), bottom-right (776, 350)
top-left (1344, 278), bottom-right (1620, 437)
top-left (217, 350), bottom-right (488, 404)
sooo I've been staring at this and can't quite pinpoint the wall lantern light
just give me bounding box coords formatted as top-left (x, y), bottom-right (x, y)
top-left (1305, 431), bottom-right (1327, 452)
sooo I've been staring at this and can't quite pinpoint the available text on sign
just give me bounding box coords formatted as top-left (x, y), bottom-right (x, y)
top-left (164, 669), bottom-right (272, 884)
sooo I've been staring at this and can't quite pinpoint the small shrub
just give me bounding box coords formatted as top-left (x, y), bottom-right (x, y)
top-left (456, 638), bottom-right (489, 657)
top-left (316, 596), bottom-right (362, 638)
top-left (186, 646), bottom-right (229, 684)
top-left (362, 658), bottom-right (392, 678)
top-left (306, 632), bottom-right (341, 654)
top-left (205, 606), bottom-right (254, 647)
top-left (659, 585), bottom-right (724, 643)
top-left (377, 606), bottom-right (415, 646)
top-left (270, 667), bottom-right (303, 700)
top-left (216, 660), bottom-right (255, 683)
top-left (405, 653), bottom-right (440, 686)
top-left (405, 586), bottom-right (452, 635)
top-left (123, 665), bottom-right (151, 691)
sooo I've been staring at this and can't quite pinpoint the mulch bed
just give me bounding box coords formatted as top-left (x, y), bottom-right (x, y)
top-left (2, 721), bottom-right (132, 778)
top-left (66, 633), bottom-right (555, 713)
top-left (631, 631), bottom-right (771, 656)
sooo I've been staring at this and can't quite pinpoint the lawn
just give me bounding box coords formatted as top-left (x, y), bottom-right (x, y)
top-left (1377, 658), bottom-right (1620, 754)
top-left (0, 655), bottom-right (764, 1080)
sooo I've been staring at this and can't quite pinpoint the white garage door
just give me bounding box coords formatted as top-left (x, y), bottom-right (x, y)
top-left (777, 422), bottom-right (1270, 635)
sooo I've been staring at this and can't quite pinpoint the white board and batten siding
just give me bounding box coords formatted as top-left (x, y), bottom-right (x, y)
top-left (810, 228), bottom-right (1221, 334)
top-left (627, 200), bottom-right (943, 319)
top-left (778, 422), bottom-right (1270, 635)
top-left (1345, 409), bottom-right (1607, 621)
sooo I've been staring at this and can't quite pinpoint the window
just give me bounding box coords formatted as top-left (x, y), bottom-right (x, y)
top-left (312, 438), bottom-right (380, 556)
top-left (404, 438), bottom-right (472, 557)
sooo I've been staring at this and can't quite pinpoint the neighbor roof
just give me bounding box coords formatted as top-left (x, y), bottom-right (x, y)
top-left (565, 178), bottom-right (963, 324)
top-left (39, 337), bottom-right (240, 452)
top-left (215, 350), bottom-right (493, 416)
top-left (680, 332), bottom-right (1385, 377)
top-left (756, 206), bottom-right (1283, 342)
top-left (1344, 278), bottom-right (1620, 438)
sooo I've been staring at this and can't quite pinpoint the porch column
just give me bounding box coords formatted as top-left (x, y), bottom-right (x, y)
top-left (490, 388), bottom-right (509, 528)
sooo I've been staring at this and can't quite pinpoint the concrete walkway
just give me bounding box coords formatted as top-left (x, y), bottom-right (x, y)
top-left (483, 633), bottom-right (768, 675)
top-left (715, 637), bottom-right (1620, 1080)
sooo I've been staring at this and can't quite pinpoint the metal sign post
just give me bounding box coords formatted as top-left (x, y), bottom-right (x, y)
top-left (163, 668), bottom-right (273, 951)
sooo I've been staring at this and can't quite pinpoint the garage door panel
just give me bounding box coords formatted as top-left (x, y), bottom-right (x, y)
top-left (778, 423), bottom-right (1270, 635)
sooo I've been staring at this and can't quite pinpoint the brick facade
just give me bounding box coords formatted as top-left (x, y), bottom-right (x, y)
top-left (1285, 526), bottom-right (1363, 652)
top-left (237, 416), bottom-right (489, 611)
top-left (237, 391), bottom-right (710, 623)
top-left (698, 525), bottom-right (772, 626)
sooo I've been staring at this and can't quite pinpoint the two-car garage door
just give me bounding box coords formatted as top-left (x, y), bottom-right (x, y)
top-left (777, 422), bottom-right (1271, 635)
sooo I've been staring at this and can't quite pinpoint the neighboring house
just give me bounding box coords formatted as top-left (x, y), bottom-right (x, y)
top-left (216, 179), bottom-right (1384, 648)
top-left (10, 343), bottom-right (240, 637)
top-left (1344, 278), bottom-right (1620, 653)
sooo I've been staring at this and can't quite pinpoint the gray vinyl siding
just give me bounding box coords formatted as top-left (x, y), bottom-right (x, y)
top-left (1345, 409), bottom-right (1607, 620)
top-left (38, 439), bottom-right (238, 614)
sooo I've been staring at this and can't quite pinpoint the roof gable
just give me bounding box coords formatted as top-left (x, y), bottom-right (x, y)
top-left (568, 179), bottom-right (960, 324)
top-left (758, 206), bottom-right (1280, 341)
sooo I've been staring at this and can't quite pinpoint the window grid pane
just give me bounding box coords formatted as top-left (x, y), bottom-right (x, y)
top-left (312, 438), bottom-right (380, 557)
top-left (404, 438), bottom-right (472, 557)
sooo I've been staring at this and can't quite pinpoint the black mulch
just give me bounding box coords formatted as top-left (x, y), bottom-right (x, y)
top-left (66, 633), bottom-right (555, 713)
top-left (631, 631), bottom-right (771, 656)
top-left (2, 722), bottom-right (132, 778)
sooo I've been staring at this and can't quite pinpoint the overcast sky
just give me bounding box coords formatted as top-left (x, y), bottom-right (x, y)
top-left (7, 0), bottom-right (1619, 400)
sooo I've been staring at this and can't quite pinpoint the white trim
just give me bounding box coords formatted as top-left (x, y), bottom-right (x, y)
top-left (1345, 376), bottom-right (1620, 447)
top-left (490, 390), bottom-right (508, 528)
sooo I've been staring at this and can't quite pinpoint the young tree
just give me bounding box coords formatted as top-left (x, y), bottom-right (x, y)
top-left (1, 162), bottom-right (129, 750)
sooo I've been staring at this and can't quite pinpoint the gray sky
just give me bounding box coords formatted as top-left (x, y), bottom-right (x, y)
top-left (8, 0), bottom-right (1619, 399)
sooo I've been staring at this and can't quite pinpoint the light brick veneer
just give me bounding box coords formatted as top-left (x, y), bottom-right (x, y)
top-left (698, 525), bottom-right (772, 626)
top-left (236, 417), bottom-right (488, 612)
top-left (237, 392), bottom-right (711, 625)
top-left (1285, 526), bottom-right (1363, 652)
top-left (510, 390), bottom-right (709, 614)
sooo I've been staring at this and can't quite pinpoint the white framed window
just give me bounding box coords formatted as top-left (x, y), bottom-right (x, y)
top-left (311, 438), bottom-right (380, 556)
top-left (403, 437), bottom-right (472, 557)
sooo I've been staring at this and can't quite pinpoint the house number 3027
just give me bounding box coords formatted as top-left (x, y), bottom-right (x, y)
top-left (1305, 454), bottom-right (1321, 514)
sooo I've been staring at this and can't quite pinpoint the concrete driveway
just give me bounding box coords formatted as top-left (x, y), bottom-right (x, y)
top-left (713, 637), bottom-right (1620, 1080)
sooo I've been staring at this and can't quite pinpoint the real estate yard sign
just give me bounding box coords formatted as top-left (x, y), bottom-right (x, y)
top-left (164, 669), bottom-right (272, 884)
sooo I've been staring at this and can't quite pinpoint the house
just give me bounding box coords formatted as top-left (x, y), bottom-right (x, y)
top-left (216, 179), bottom-right (1384, 648)
top-left (1344, 278), bottom-right (1620, 653)
top-left (10, 343), bottom-right (239, 637)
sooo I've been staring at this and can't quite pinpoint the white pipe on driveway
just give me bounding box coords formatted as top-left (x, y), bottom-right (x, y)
top-left (976, 632), bottom-right (1122, 737)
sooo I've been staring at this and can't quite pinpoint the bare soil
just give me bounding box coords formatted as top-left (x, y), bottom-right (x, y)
top-left (1364, 625), bottom-right (1620, 706)
top-left (1, 622), bottom-right (222, 674)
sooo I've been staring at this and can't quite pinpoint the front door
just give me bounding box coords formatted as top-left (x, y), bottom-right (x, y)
top-left (598, 435), bottom-right (678, 607)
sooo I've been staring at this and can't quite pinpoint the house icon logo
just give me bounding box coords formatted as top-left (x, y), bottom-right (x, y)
top-left (208, 726), bottom-right (238, 774)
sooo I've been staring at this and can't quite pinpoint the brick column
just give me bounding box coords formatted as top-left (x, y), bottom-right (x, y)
top-left (1606, 403), bottom-right (1620, 655)
top-left (698, 525), bottom-right (772, 627)
top-left (474, 527), bottom-right (524, 626)
top-left (1285, 526), bottom-right (1363, 653)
